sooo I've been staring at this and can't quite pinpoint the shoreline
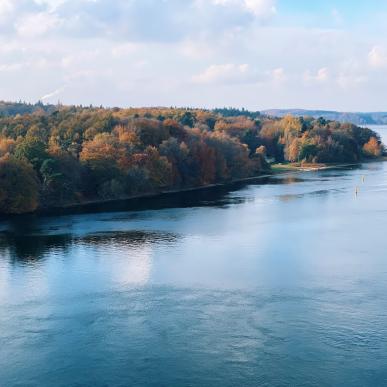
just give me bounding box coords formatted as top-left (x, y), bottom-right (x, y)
top-left (45, 159), bottom-right (383, 214)
top-left (0, 172), bottom-right (273, 219)
top-left (1, 159), bottom-right (385, 219)
top-left (39, 172), bottom-right (275, 214)
top-left (270, 162), bottom-right (361, 172)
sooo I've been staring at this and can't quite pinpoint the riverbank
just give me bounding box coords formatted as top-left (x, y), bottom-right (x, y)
top-left (43, 159), bottom-right (385, 214)
top-left (38, 172), bottom-right (274, 215)
top-left (272, 156), bottom-right (387, 172)
top-left (270, 162), bottom-right (361, 172)
top-left (272, 163), bottom-right (329, 172)
top-left (1, 158), bottom-right (384, 219)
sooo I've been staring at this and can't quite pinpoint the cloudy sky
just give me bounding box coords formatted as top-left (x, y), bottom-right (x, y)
top-left (1, 0), bottom-right (387, 111)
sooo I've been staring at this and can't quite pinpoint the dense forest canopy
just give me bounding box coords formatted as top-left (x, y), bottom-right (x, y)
top-left (0, 102), bottom-right (384, 214)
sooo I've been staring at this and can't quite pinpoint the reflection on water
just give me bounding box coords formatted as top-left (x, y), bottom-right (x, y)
top-left (0, 233), bottom-right (72, 264)
top-left (277, 188), bottom-right (347, 202)
top-left (1, 128), bottom-right (387, 386)
top-left (0, 230), bottom-right (179, 265)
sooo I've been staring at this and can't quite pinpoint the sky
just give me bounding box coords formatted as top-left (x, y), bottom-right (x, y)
top-left (1, 0), bottom-right (387, 111)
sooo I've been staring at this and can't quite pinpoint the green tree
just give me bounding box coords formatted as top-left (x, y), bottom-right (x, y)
top-left (179, 112), bottom-right (195, 128)
top-left (14, 137), bottom-right (48, 170)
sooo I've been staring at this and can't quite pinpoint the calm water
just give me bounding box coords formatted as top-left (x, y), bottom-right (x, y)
top-left (1, 128), bottom-right (387, 387)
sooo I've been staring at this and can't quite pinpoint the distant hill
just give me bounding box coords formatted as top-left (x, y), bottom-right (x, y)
top-left (261, 109), bottom-right (387, 125)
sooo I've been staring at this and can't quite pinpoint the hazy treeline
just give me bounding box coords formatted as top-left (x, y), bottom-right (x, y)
top-left (263, 109), bottom-right (387, 125)
top-left (0, 101), bottom-right (57, 117)
top-left (0, 103), bottom-right (383, 214)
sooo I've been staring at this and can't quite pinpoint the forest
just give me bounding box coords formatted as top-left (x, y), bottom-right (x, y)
top-left (0, 102), bottom-right (384, 214)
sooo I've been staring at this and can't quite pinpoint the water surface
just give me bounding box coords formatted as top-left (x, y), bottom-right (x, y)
top-left (1, 128), bottom-right (387, 386)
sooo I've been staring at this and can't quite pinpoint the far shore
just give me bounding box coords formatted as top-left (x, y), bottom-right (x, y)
top-left (271, 162), bottom-right (359, 172)
top-left (271, 156), bottom-right (387, 172)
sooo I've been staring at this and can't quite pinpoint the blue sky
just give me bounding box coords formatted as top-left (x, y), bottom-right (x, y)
top-left (279, 0), bottom-right (385, 21)
top-left (1, 0), bottom-right (387, 111)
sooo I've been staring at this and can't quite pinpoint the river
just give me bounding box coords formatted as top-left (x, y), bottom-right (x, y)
top-left (1, 127), bottom-right (387, 386)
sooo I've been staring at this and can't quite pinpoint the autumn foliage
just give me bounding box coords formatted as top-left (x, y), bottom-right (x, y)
top-left (0, 104), bottom-right (383, 214)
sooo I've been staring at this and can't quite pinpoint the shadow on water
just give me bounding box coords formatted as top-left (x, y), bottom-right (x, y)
top-left (0, 163), bottom-right (360, 225)
top-left (0, 179), bottom-right (276, 264)
top-left (0, 175), bottom-right (312, 223)
top-left (0, 230), bottom-right (179, 265)
top-left (0, 233), bottom-right (71, 264)
top-left (42, 177), bottom-right (281, 215)
top-left (0, 166), bottom-right (358, 264)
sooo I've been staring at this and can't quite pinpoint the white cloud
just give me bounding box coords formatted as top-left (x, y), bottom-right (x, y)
top-left (0, 0), bottom-right (13, 19)
top-left (16, 11), bottom-right (59, 37)
top-left (271, 67), bottom-right (286, 82)
top-left (192, 63), bottom-right (254, 84)
top-left (111, 43), bottom-right (140, 58)
top-left (0, 0), bottom-right (277, 43)
top-left (0, 0), bottom-right (45, 35)
top-left (212, 0), bottom-right (276, 18)
top-left (36, 0), bottom-right (66, 10)
top-left (1, 0), bottom-right (387, 111)
top-left (368, 45), bottom-right (387, 68)
top-left (179, 40), bottom-right (213, 60)
top-left (316, 67), bottom-right (329, 82)
top-left (0, 63), bottom-right (24, 72)
top-left (304, 67), bottom-right (329, 83)
top-left (244, 0), bottom-right (276, 18)
top-left (336, 73), bottom-right (367, 89)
